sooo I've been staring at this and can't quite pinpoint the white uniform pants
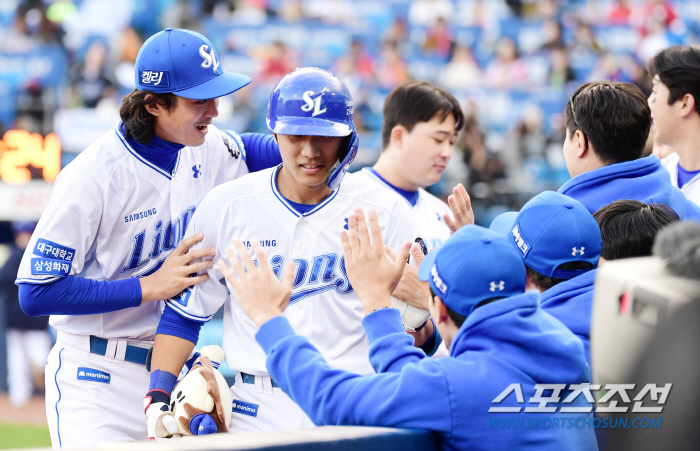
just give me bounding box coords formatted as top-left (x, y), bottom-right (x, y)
top-left (229, 372), bottom-right (315, 432)
top-left (6, 329), bottom-right (52, 407)
top-left (44, 332), bottom-right (152, 450)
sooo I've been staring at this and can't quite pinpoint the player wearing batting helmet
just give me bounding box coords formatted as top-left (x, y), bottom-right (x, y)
top-left (145, 67), bottom-right (419, 436)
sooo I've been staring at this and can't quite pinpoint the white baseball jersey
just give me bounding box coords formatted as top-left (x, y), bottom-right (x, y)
top-left (167, 167), bottom-right (418, 376)
top-left (354, 167), bottom-right (451, 251)
top-left (661, 152), bottom-right (700, 207)
top-left (16, 124), bottom-right (249, 340)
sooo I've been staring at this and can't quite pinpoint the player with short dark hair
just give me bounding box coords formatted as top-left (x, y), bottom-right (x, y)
top-left (145, 68), bottom-right (418, 436)
top-left (490, 191), bottom-right (602, 366)
top-left (354, 81), bottom-right (472, 354)
top-left (648, 46), bottom-right (700, 206)
top-left (557, 81), bottom-right (700, 221)
top-left (593, 200), bottom-right (680, 261)
top-left (15, 28), bottom-right (282, 448)
top-left (215, 217), bottom-right (597, 451)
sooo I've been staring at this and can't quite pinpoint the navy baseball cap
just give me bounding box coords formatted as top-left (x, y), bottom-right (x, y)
top-left (135, 28), bottom-right (251, 100)
top-left (418, 225), bottom-right (526, 318)
top-left (491, 191), bottom-right (602, 279)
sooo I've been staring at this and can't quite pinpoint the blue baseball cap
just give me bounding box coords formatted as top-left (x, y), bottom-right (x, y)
top-left (489, 211), bottom-right (518, 235)
top-left (492, 191), bottom-right (602, 279)
top-left (135, 28), bottom-right (251, 100)
top-left (417, 225), bottom-right (526, 318)
top-left (12, 221), bottom-right (36, 234)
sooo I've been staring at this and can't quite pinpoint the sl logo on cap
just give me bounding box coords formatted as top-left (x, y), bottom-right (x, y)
top-left (199, 45), bottom-right (220, 72)
top-left (301, 91), bottom-right (327, 117)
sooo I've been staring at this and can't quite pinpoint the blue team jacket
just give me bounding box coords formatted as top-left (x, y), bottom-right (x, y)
top-left (540, 269), bottom-right (597, 370)
top-left (558, 155), bottom-right (700, 220)
top-left (256, 292), bottom-right (598, 451)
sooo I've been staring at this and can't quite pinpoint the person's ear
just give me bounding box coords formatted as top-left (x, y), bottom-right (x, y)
top-left (391, 125), bottom-right (406, 150)
top-left (432, 296), bottom-right (451, 326)
top-left (574, 129), bottom-right (588, 159)
top-left (272, 133), bottom-right (279, 145)
top-left (144, 94), bottom-right (165, 117)
top-left (679, 93), bottom-right (696, 119)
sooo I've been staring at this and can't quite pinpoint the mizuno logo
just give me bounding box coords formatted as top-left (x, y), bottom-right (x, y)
top-left (301, 90), bottom-right (327, 117)
top-left (490, 281), bottom-right (505, 292)
top-left (572, 247), bottom-right (585, 256)
top-left (199, 45), bottom-right (220, 72)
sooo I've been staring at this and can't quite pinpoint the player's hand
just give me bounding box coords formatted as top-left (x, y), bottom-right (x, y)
top-left (341, 209), bottom-right (411, 315)
top-left (386, 243), bottom-right (431, 311)
top-left (140, 233), bottom-right (215, 303)
top-left (145, 395), bottom-right (179, 441)
top-left (218, 239), bottom-right (295, 328)
top-left (443, 183), bottom-right (474, 235)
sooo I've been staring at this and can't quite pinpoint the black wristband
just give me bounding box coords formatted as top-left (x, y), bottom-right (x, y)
top-left (146, 389), bottom-right (172, 407)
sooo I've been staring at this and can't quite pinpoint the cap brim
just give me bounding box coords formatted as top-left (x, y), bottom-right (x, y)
top-left (174, 72), bottom-right (252, 100)
top-left (417, 248), bottom-right (440, 282)
top-left (489, 212), bottom-right (518, 236)
top-left (268, 117), bottom-right (352, 137)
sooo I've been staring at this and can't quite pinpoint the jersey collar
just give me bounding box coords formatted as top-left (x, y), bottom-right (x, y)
top-left (115, 125), bottom-right (183, 180)
top-left (270, 164), bottom-right (339, 217)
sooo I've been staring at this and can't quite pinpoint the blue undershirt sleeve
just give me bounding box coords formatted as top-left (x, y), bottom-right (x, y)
top-left (156, 305), bottom-right (203, 344)
top-left (240, 133), bottom-right (282, 173)
top-left (18, 277), bottom-right (142, 317)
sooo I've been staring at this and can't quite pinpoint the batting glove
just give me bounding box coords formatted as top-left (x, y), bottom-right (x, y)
top-left (145, 369), bottom-right (180, 441)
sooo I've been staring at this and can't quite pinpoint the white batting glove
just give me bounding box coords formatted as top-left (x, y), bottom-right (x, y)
top-left (144, 393), bottom-right (180, 441)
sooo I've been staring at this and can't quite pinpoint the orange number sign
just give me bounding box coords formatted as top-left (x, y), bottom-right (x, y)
top-left (0, 130), bottom-right (61, 185)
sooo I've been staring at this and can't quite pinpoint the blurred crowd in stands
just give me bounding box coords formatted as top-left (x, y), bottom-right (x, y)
top-left (1, 0), bottom-right (698, 224)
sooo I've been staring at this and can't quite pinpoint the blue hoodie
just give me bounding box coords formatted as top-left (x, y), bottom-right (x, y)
top-left (540, 269), bottom-right (597, 370)
top-left (256, 292), bottom-right (598, 451)
top-left (558, 155), bottom-right (700, 220)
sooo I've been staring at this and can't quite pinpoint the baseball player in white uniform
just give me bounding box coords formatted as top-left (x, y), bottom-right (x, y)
top-left (353, 81), bottom-right (473, 354)
top-left (649, 46), bottom-right (700, 206)
top-left (15, 28), bottom-right (281, 449)
top-left (144, 68), bottom-right (418, 436)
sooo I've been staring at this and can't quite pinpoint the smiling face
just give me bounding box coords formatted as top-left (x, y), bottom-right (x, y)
top-left (152, 96), bottom-right (219, 147)
top-left (648, 75), bottom-right (680, 146)
top-left (399, 113), bottom-right (457, 188)
top-left (275, 134), bottom-right (343, 203)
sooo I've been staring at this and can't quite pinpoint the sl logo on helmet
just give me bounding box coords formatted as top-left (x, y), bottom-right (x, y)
top-left (199, 45), bottom-right (220, 72)
top-left (301, 90), bottom-right (327, 117)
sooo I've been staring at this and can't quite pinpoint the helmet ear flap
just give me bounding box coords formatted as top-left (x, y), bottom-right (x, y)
top-left (326, 128), bottom-right (358, 190)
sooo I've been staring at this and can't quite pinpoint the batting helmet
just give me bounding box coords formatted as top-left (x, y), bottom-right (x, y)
top-left (267, 67), bottom-right (358, 190)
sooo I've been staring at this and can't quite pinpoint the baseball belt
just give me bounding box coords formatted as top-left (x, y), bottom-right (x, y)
top-left (89, 335), bottom-right (151, 366)
top-left (239, 372), bottom-right (279, 388)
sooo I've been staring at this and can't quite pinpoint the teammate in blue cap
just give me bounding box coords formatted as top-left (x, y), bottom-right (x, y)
top-left (490, 191), bottom-right (602, 367)
top-left (15, 28), bottom-right (283, 448)
top-left (145, 67), bottom-right (418, 436)
top-left (214, 212), bottom-right (597, 451)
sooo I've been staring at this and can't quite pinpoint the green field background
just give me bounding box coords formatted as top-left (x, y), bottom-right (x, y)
top-left (0, 423), bottom-right (51, 449)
